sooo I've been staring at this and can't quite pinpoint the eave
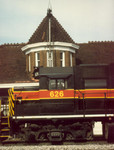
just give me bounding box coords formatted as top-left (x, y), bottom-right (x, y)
top-left (21, 42), bottom-right (79, 55)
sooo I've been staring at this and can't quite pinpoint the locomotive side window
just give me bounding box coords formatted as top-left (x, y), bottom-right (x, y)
top-left (57, 79), bottom-right (65, 89)
top-left (49, 80), bottom-right (56, 89)
top-left (49, 79), bottom-right (67, 90)
top-left (84, 79), bottom-right (107, 89)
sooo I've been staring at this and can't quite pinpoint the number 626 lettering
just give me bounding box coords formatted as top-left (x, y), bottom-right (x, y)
top-left (50, 91), bottom-right (64, 98)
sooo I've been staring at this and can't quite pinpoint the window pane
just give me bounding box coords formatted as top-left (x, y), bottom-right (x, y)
top-left (60, 61), bottom-right (62, 67)
top-left (47, 51), bottom-right (53, 67)
top-left (49, 79), bottom-right (67, 90)
top-left (38, 61), bottom-right (40, 67)
top-left (57, 79), bottom-right (65, 89)
top-left (65, 80), bottom-right (67, 89)
top-left (60, 52), bottom-right (65, 67)
top-left (49, 51), bottom-right (51, 58)
top-left (49, 80), bottom-right (56, 89)
top-left (60, 52), bottom-right (63, 59)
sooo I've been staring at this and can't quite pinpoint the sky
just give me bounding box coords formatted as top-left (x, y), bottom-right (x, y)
top-left (0, 0), bottom-right (114, 44)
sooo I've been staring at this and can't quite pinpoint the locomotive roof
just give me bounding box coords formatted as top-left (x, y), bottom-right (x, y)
top-left (79, 64), bottom-right (108, 67)
top-left (38, 67), bottom-right (73, 78)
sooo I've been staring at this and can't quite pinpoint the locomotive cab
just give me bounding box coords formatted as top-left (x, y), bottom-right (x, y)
top-left (37, 67), bottom-right (74, 90)
top-left (37, 67), bottom-right (75, 115)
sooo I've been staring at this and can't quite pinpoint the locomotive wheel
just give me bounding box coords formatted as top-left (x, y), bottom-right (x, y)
top-left (25, 131), bottom-right (36, 142)
top-left (86, 130), bottom-right (93, 141)
top-left (65, 133), bottom-right (73, 141)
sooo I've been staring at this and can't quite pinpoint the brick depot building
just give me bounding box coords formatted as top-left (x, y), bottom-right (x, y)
top-left (0, 9), bottom-right (114, 98)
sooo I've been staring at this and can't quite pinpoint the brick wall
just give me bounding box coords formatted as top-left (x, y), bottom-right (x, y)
top-left (65, 51), bottom-right (70, 67)
top-left (72, 53), bottom-right (76, 66)
top-left (55, 50), bottom-right (60, 67)
top-left (31, 52), bottom-right (35, 74)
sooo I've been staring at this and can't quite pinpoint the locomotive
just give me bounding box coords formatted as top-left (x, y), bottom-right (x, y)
top-left (0, 64), bottom-right (114, 143)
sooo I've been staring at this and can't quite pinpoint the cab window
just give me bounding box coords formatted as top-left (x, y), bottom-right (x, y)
top-left (49, 79), bottom-right (56, 89)
top-left (49, 79), bottom-right (67, 90)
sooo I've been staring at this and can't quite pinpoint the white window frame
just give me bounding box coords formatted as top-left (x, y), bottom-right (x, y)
top-left (60, 51), bottom-right (65, 67)
top-left (47, 51), bottom-right (53, 67)
top-left (28, 55), bottom-right (31, 72)
top-left (35, 52), bottom-right (40, 67)
top-left (70, 53), bottom-right (73, 67)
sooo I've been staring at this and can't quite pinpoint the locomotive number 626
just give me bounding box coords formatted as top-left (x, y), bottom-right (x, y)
top-left (50, 91), bottom-right (64, 98)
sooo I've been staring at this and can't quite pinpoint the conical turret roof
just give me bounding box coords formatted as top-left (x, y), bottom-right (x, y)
top-left (28, 10), bottom-right (75, 44)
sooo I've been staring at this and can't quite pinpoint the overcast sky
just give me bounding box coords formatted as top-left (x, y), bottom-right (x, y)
top-left (0, 0), bottom-right (114, 44)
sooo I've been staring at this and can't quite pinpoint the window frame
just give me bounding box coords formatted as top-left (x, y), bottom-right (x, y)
top-left (60, 51), bottom-right (65, 67)
top-left (35, 52), bottom-right (40, 67)
top-left (49, 78), bottom-right (67, 90)
top-left (47, 51), bottom-right (53, 67)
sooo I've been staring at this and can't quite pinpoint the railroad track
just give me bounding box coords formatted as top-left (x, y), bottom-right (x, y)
top-left (1, 141), bottom-right (114, 150)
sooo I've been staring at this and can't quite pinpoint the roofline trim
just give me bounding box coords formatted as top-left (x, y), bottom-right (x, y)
top-left (0, 82), bottom-right (39, 88)
top-left (21, 42), bottom-right (79, 54)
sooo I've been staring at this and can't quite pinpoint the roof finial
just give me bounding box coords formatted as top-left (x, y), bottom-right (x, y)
top-left (48, 0), bottom-right (52, 10)
top-left (47, 0), bottom-right (52, 17)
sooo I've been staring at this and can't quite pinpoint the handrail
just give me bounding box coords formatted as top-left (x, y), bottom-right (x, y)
top-left (76, 89), bottom-right (114, 99)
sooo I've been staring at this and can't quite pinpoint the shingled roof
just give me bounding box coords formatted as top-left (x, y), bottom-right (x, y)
top-left (28, 10), bottom-right (75, 44)
top-left (0, 44), bottom-right (32, 83)
top-left (76, 41), bottom-right (114, 65)
top-left (0, 41), bottom-right (114, 84)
